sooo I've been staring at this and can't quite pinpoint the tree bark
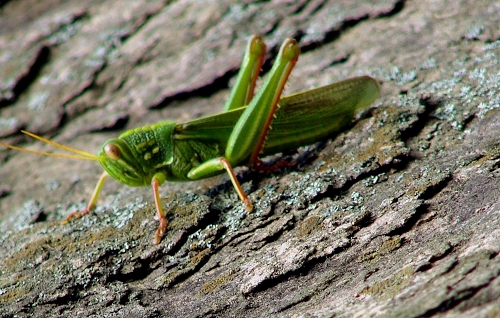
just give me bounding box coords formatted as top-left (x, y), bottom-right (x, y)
top-left (1, 0), bottom-right (500, 316)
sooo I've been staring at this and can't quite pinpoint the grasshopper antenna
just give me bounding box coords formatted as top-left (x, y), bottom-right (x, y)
top-left (0, 130), bottom-right (98, 161)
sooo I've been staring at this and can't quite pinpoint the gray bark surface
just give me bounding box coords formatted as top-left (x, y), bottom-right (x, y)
top-left (1, 0), bottom-right (500, 317)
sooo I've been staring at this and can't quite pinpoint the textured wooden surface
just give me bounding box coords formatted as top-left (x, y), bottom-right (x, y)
top-left (1, 0), bottom-right (500, 316)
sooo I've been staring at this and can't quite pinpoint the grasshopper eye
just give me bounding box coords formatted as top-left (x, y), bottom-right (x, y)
top-left (104, 143), bottom-right (121, 160)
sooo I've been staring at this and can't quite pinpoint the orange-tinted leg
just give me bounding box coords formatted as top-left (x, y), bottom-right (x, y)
top-left (152, 176), bottom-right (168, 244)
top-left (62, 171), bottom-right (108, 224)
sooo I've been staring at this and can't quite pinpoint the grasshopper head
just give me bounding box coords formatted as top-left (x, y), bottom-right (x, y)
top-left (98, 139), bottom-right (150, 187)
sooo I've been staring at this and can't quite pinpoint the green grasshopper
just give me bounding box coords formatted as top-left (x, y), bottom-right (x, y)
top-left (0, 36), bottom-right (380, 244)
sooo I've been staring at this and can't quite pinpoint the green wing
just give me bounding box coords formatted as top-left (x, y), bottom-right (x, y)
top-left (174, 107), bottom-right (245, 148)
top-left (175, 76), bottom-right (380, 155)
top-left (263, 76), bottom-right (380, 154)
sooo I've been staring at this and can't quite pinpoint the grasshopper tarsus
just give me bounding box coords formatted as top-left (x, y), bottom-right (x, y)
top-left (60, 208), bottom-right (90, 225)
top-left (154, 218), bottom-right (168, 245)
top-left (244, 198), bottom-right (254, 212)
